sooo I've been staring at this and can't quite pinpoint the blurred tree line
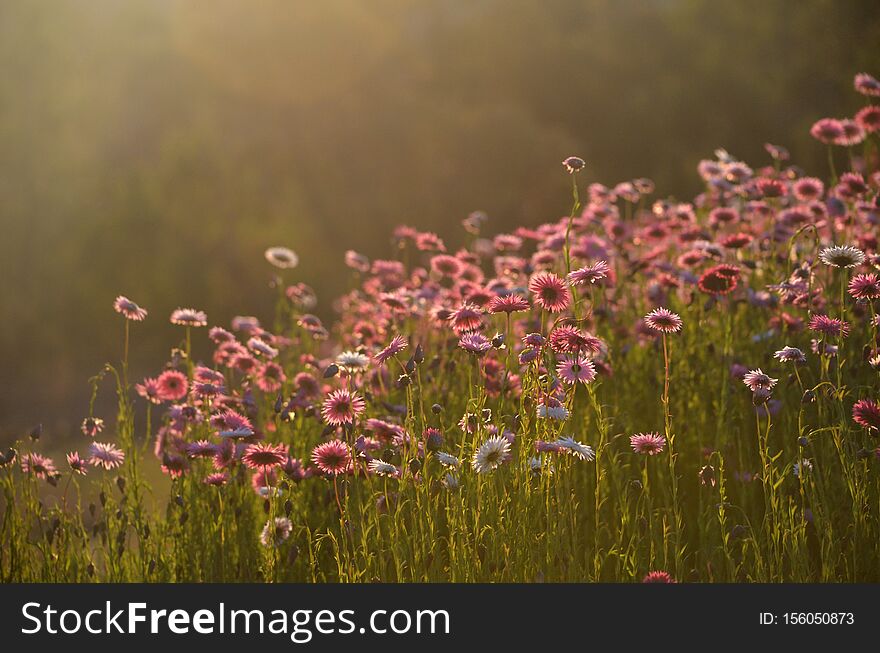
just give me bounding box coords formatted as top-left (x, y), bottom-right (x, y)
top-left (1, 0), bottom-right (878, 441)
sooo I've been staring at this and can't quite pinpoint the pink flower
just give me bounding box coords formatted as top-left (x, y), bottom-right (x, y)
top-left (810, 118), bottom-right (844, 144)
top-left (852, 399), bottom-right (880, 431)
top-left (156, 370), bottom-right (188, 402)
top-left (808, 314), bottom-right (850, 339)
top-left (487, 294), bottom-right (530, 314)
top-left (630, 432), bottom-right (666, 455)
top-left (643, 307), bottom-right (683, 333)
top-left (321, 389), bottom-right (365, 426)
top-left (568, 261), bottom-right (610, 286)
top-left (113, 295), bottom-right (147, 321)
top-left (311, 440), bottom-right (352, 476)
top-left (849, 273), bottom-right (880, 300)
top-left (374, 335), bottom-right (408, 365)
top-left (528, 272), bottom-right (571, 313)
top-left (170, 308), bottom-right (207, 327)
top-left (89, 442), bottom-right (125, 470)
top-left (242, 443), bottom-right (288, 469)
top-left (556, 356), bottom-right (597, 385)
top-left (458, 333), bottom-right (492, 356)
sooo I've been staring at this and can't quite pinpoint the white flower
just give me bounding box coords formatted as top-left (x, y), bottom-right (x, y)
top-left (471, 435), bottom-right (512, 474)
top-left (793, 459), bottom-right (813, 478)
top-left (773, 346), bottom-right (806, 364)
top-left (537, 403), bottom-right (569, 421)
top-left (553, 436), bottom-right (595, 461)
top-left (435, 451), bottom-right (460, 469)
top-left (264, 246), bottom-right (299, 269)
top-left (367, 459), bottom-right (399, 477)
top-left (260, 517), bottom-right (293, 547)
top-left (442, 473), bottom-right (460, 490)
top-left (336, 350), bottom-right (370, 371)
top-left (819, 245), bottom-right (865, 269)
top-left (527, 456), bottom-right (554, 475)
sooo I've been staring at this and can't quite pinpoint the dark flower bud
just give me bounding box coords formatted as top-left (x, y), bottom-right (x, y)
top-left (397, 374), bottom-right (411, 387)
top-left (798, 436), bottom-right (809, 447)
top-left (116, 476), bottom-right (126, 494)
top-left (802, 390), bottom-right (816, 404)
top-left (179, 512), bottom-right (188, 525)
top-left (323, 364), bottom-right (339, 378)
top-left (29, 423), bottom-right (42, 441)
top-left (431, 403), bottom-right (443, 414)
top-left (491, 333), bottom-right (505, 348)
top-left (408, 458), bottom-right (422, 474)
top-left (405, 357), bottom-right (416, 374)
top-left (414, 344), bottom-right (425, 364)
top-left (274, 393), bottom-right (285, 413)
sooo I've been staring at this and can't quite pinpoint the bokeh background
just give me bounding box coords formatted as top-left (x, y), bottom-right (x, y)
top-left (1, 0), bottom-right (879, 444)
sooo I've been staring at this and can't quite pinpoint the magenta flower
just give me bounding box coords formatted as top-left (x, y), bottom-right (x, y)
top-left (242, 443), bottom-right (288, 469)
top-left (321, 389), bottom-right (365, 426)
top-left (487, 293), bottom-right (530, 314)
top-left (852, 399), bottom-right (880, 431)
top-left (643, 307), bottom-right (683, 333)
top-left (742, 369), bottom-right (778, 392)
top-left (528, 272), bottom-right (571, 313)
top-left (311, 439), bottom-right (351, 476)
top-left (458, 333), bottom-right (492, 356)
top-left (556, 356), bottom-right (597, 385)
top-left (66, 452), bottom-right (89, 475)
top-left (81, 417), bottom-right (104, 438)
top-left (374, 334), bottom-right (408, 365)
top-left (630, 432), bottom-right (666, 455)
top-left (848, 273), bottom-right (880, 300)
top-left (643, 571), bottom-right (676, 583)
top-left (808, 314), bottom-right (850, 339)
top-left (20, 452), bottom-right (57, 480)
top-left (156, 370), bottom-right (188, 401)
top-left (568, 261), bottom-right (611, 286)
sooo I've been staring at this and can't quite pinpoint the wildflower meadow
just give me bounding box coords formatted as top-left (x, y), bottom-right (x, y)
top-left (4, 72), bottom-right (880, 584)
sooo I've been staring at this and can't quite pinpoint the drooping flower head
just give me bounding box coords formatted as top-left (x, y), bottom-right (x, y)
top-left (553, 436), bottom-right (595, 461)
top-left (630, 432), bottom-right (666, 455)
top-left (643, 307), bottom-right (683, 334)
top-left (528, 272), bottom-right (571, 313)
top-left (113, 296), bottom-right (148, 321)
top-left (458, 333), bottom-right (492, 356)
top-left (321, 389), bottom-right (365, 426)
top-left (562, 156), bottom-right (586, 174)
top-left (854, 73), bottom-right (880, 97)
top-left (311, 439), bottom-right (351, 476)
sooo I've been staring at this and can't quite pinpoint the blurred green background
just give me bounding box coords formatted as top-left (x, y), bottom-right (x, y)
top-left (1, 0), bottom-right (878, 443)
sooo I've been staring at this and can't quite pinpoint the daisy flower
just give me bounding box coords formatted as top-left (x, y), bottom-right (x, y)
top-left (367, 459), bottom-right (400, 477)
top-left (264, 246), bottom-right (299, 269)
top-left (471, 435), bottom-right (512, 474)
top-left (81, 417), bottom-right (104, 438)
top-left (819, 245), bottom-right (865, 269)
top-left (311, 440), bottom-right (351, 476)
top-left (458, 333), bottom-right (492, 356)
top-left (773, 346), bottom-right (806, 364)
top-left (186, 440), bottom-right (218, 458)
top-left (643, 571), bottom-right (676, 583)
top-left (20, 452), bottom-right (57, 480)
top-left (487, 293), bottom-right (530, 314)
top-left (88, 442), bottom-right (125, 470)
top-left (529, 272), bottom-right (571, 313)
top-left (247, 336), bottom-right (279, 359)
top-left (810, 118), bottom-right (844, 144)
top-left (549, 325), bottom-right (603, 355)
top-left (537, 398), bottom-right (569, 421)
top-left (66, 452), bottom-right (89, 475)
top-left (556, 356), bottom-right (597, 385)
top-left (554, 436), bottom-right (595, 461)
top-left (630, 432), bottom-right (666, 455)
top-left (848, 273), bottom-right (880, 299)
top-left (136, 377), bottom-right (162, 404)
top-left (562, 156), bottom-right (586, 173)
top-left (852, 399), bottom-right (880, 431)
top-left (568, 261), bottom-right (610, 285)
top-left (434, 452), bottom-right (461, 468)
top-left (697, 264), bottom-right (740, 296)
top-left (854, 72), bottom-right (880, 97)
top-left (321, 389), bottom-right (365, 426)
top-left (374, 335), bottom-right (408, 365)
top-left (336, 350), bottom-right (370, 372)
top-left (260, 517), bottom-right (293, 547)
top-left (449, 303), bottom-right (484, 334)
top-left (113, 295), bottom-right (148, 321)
top-left (242, 443), bottom-right (288, 469)
top-left (643, 307), bottom-right (683, 333)
top-left (170, 308), bottom-right (208, 327)
top-left (203, 472), bottom-right (229, 486)
top-left (212, 410), bottom-right (255, 438)
top-left (808, 314), bottom-right (850, 339)
top-left (742, 369), bottom-right (778, 391)
top-left (156, 370), bottom-right (188, 401)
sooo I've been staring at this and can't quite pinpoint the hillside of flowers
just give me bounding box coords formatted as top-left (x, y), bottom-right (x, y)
top-left (3, 73), bottom-right (880, 583)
